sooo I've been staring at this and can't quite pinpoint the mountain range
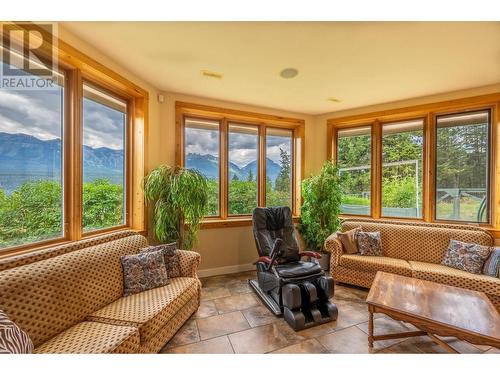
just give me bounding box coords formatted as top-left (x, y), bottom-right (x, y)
top-left (0, 132), bottom-right (123, 193)
top-left (0, 132), bottom-right (284, 194)
top-left (186, 153), bottom-right (282, 183)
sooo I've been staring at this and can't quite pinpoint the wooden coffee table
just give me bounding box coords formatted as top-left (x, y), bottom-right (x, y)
top-left (366, 271), bottom-right (500, 353)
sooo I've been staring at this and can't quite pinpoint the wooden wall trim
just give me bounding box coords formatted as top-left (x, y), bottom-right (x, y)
top-left (327, 93), bottom-right (500, 127)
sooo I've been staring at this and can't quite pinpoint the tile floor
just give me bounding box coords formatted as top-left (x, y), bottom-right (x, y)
top-left (161, 271), bottom-right (499, 354)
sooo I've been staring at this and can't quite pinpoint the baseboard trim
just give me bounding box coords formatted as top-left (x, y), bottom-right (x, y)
top-left (198, 263), bottom-right (255, 278)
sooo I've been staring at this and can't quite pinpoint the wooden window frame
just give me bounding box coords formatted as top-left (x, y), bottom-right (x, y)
top-left (0, 22), bottom-right (148, 258)
top-left (176, 101), bottom-right (305, 229)
top-left (335, 124), bottom-right (374, 218)
top-left (327, 93), bottom-right (500, 237)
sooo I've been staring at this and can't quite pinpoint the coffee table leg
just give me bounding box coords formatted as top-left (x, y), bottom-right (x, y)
top-left (368, 307), bottom-right (374, 348)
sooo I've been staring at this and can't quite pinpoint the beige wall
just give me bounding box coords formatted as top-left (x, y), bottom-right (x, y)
top-left (58, 25), bottom-right (500, 274)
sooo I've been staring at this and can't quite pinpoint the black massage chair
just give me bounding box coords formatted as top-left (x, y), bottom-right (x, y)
top-left (248, 206), bottom-right (338, 331)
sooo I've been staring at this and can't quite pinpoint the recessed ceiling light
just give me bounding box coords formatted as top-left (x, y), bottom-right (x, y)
top-left (201, 70), bottom-right (223, 79)
top-left (327, 97), bottom-right (342, 103)
top-left (280, 68), bottom-right (299, 79)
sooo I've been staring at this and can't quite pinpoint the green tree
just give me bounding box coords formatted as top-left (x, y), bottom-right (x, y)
top-left (232, 173), bottom-right (240, 182)
top-left (275, 148), bottom-right (291, 193)
top-left (247, 169), bottom-right (254, 182)
top-left (0, 179), bottom-right (126, 249)
top-left (228, 180), bottom-right (257, 214)
top-left (83, 179), bottom-right (124, 231)
top-left (298, 160), bottom-right (344, 251)
top-left (143, 165), bottom-right (209, 250)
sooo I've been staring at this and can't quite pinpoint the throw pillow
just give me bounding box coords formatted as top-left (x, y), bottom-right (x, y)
top-left (337, 227), bottom-right (362, 254)
top-left (442, 240), bottom-right (491, 275)
top-left (121, 250), bottom-right (169, 296)
top-left (483, 247), bottom-right (500, 278)
top-left (357, 231), bottom-right (383, 256)
top-left (0, 310), bottom-right (34, 354)
top-left (140, 242), bottom-right (181, 278)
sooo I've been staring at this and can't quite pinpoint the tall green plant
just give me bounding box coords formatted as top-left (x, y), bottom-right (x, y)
top-left (143, 165), bottom-right (208, 250)
top-left (298, 160), bottom-right (344, 251)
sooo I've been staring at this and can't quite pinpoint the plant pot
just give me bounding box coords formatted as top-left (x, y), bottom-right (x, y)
top-left (311, 252), bottom-right (330, 271)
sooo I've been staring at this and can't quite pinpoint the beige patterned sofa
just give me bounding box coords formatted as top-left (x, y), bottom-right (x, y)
top-left (324, 219), bottom-right (500, 310)
top-left (0, 231), bottom-right (201, 353)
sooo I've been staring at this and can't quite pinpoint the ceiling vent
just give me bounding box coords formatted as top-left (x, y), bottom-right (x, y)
top-left (327, 97), bottom-right (342, 103)
top-left (201, 70), bottom-right (223, 79)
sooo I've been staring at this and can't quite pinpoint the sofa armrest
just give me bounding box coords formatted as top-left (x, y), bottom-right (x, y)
top-left (324, 233), bottom-right (344, 269)
top-left (176, 250), bottom-right (201, 278)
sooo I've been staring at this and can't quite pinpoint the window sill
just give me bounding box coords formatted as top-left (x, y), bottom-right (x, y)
top-left (200, 215), bottom-right (300, 229)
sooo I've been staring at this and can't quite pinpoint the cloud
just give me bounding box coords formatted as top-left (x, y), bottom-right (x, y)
top-left (228, 132), bottom-right (258, 167)
top-left (0, 89), bottom-right (62, 140)
top-left (0, 88), bottom-right (125, 150)
top-left (185, 128), bottom-right (219, 156)
top-left (83, 99), bottom-right (124, 150)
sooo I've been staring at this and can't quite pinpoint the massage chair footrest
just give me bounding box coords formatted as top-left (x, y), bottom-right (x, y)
top-left (281, 281), bottom-right (338, 331)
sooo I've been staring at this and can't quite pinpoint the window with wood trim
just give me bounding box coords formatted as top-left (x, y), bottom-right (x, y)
top-left (337, 126), bottom-right (372, 215)
top-left (0, 59), bottom-right (65, 249)
top-left (177, 102), bottom-right (304, 223)
top-left (0, 24), bottom-right (147, 256)
top-left (382, 119), bottom-right (424, 219)
top-left (82, 82), bottom-right (128, 232)
top-left (328, 96), bottom-right (498, 229)
top-left (435, 110), bottom-right (490, 223)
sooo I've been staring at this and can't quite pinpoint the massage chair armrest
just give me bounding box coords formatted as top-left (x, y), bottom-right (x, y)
top-left (299, 251), bottom-right (322, 259)
top-left (254, 256), bottom-right (272, 265)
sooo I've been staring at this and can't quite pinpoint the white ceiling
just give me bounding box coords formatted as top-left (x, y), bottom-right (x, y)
top-left (62, 22), bottom-right (500, 115)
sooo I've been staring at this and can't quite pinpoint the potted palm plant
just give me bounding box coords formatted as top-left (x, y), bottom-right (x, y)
top-left (298, 160), bottom-right (344, 270)
top-left (143, 165), bottom-right (208, 250)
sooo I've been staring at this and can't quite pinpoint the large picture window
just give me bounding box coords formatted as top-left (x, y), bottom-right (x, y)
top-left (266, 128), bottom-right (293, 208)
top-left (382, 119), bottom-right (424, 219)
top-left (0, 60), bottom-right (65, 249)
top-left (82, 83), bottom-right (127, 232)
top-left (184, 118), bottom-right (221, 216)
top-left (435, 110), bottom-right (490, 223)
top-left (228, 123), bottom-right (258, 215)
top-left (337, 127), bottom-right (372, 215)
top-left (178, 102), bottom-right (303, 223)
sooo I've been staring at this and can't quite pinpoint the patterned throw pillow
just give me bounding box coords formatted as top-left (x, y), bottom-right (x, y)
top-left (121, 250), bottom-right (169, 296)
top-left (140, 242), bottom-right (181, 278)
top-left (482, 247), bottom-right (500, 278)
top-left (442, 240), bottom-right (491, 275)
top-left (337, 227), bottom-right (362, 254)
top-left (0, 310), bottom-right (34, 354)
top-left (357, 231), bottom-right (383, 256)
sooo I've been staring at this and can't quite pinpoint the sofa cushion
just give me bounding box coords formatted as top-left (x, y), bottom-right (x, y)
top-left (410, 261), bottom-right (500, 297)
top-left (140, 243), bottom-right (181, 278)
top-left (87, 277), bottom-right (200, 343)
top-left (340, 254), bottom-right (412, 277)
top-left (483, 247), bottom-right (500, 278)
top-left (34, 321), bottom-right (139, 354)
top-left (337, 227), bottom-right (361, 254)
top-left (0, 234), bottom-right (148, 347)
top-left (121, 250), bottom-right (169, 296)
top-left (441, 240), bottom-right (491, 274)
top-left (357, 231), bottom-right (383, 256)
top-left (0, 310), bottom-right (34, 354)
